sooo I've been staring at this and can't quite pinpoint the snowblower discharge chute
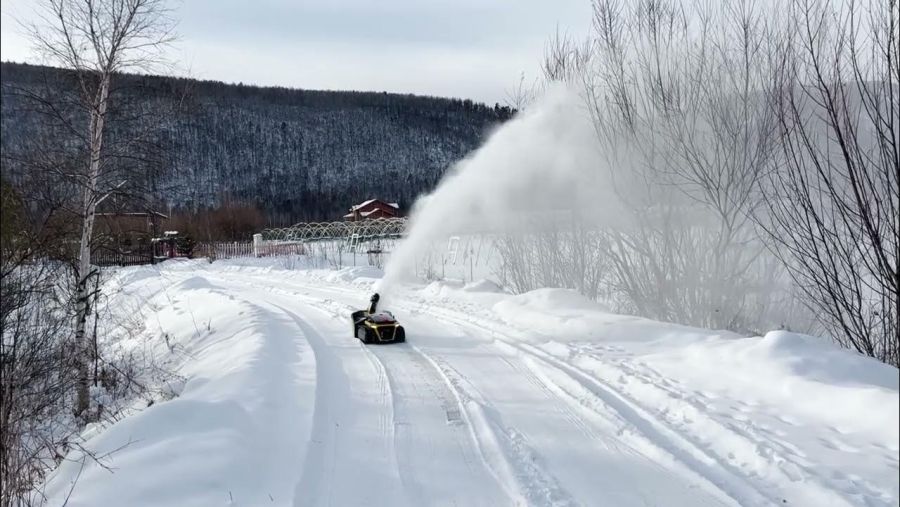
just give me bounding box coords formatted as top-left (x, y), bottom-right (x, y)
top-left (352, 293), bottom-right (406, 344)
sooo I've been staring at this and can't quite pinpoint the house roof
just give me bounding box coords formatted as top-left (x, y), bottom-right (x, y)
top-left (96, 211), bottom-right (169, 219)
top-left (349, 199), bottom-right (399, 211)
top-left (343, 209), bottom-right (394, 219)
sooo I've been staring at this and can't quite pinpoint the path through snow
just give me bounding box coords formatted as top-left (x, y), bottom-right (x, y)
top-left (37, 261), bottom-right (899, 507)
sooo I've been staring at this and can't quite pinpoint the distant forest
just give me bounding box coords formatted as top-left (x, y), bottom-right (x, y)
top-left (0, 62), bottom-right (513, 223)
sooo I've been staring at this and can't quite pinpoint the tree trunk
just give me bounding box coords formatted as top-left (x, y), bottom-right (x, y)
top-left (74, 74), bottom-right (110, 418)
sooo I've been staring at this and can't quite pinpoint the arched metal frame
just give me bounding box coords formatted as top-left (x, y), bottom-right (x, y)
top-left (262, 218), bottom-right (408, 243)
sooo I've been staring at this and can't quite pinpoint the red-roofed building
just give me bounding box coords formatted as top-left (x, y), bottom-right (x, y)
top-left (343, 199), bottom-right (401, 221)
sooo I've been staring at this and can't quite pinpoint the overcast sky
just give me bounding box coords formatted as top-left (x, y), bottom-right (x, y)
top-left (0, 0), bottom-right (592, 105)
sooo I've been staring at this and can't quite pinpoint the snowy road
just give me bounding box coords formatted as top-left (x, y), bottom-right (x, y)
top-left (217, 271), bottom-right (735, 507)
top-left (40, 262), bottom-right (900, 507)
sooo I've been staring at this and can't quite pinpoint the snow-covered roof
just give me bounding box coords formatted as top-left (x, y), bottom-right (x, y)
top-left (344, 210), bottom-right (389, 218)
top-left (95, 211), bottom-right (169, 219)
top-left (350, 199), bottom-right (377, 211)
top-left (349, 199), bottom-right (399, 211)
top-left (343, 209), bottom-right (397, 219)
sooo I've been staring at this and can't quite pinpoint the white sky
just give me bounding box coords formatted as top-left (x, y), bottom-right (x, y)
top-left (0, 0), bottom-right (592, 105)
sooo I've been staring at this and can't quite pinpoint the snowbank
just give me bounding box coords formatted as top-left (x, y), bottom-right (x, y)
top-left (492, 288), bottom-right (717, 343)
top-left (658, 329), bottom-right (900, 443)
top-left (462, 278), bottom-right (505, 293)
top-left (324, 265), bottom-right (384, 284)
top-left (490, 287), bottom-right (899, 450)
top-left (40, 266), bottom-right (317, 507)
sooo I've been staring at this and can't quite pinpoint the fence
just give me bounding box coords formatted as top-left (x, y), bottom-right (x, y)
top-left (93, 248), bottom-right (153, 267)
top-left (194, 242), bottom-right (254, 259)
top-left (252, 241), bottom-right (307, 257)
top-left (93, 240), bottom-right (309, 266)
top-left (93, 218), bottom-right (408, 267)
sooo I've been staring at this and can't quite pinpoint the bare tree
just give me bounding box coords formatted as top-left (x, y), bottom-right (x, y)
top-left (2, 161), bottom-right (184, 505)
top-left (550, 0), bottom-right (897, 360)
top-left (1, 176), bottom-right (77, 507)
top-left (494, 213), bottom-right (611, 301)
top-left (538, 0), bottom-right (796, 332)
top-left (27, 0), bottom-right (175, 417)
top-left (759, 0), bottom-right (899, 365)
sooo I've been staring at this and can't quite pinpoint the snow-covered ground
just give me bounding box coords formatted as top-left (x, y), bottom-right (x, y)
top-left (39, 259), bottom-right (899, 507)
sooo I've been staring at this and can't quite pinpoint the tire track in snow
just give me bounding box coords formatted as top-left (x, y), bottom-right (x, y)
top-left (270, 293), bottom-right (409, 502)
top-left (355, 345), bottom-right (425, 506)
top-left (422, 297), bottom-right (865, 505)
top-left (225, 273), bottom-right (726, 505)
top-left (240, 275), bottom-right (537, 506)
top-left (496, 353), bottom-right (604, 444)
top-left (265, 301), bottom-right (403, 507)
top-left (512, 339), bottom-right (862, 506)
top-left (355, 342), bottom-right (395, 454)
top-left (276, 291), bottom-right (512, 507)
top-left (181, 282), bottom-right (318, 506)
top-left (260, 286), bottom-right (515, 507)
top-left (273, 280), bottom-right (574, 505)
top-left (292, 279), bottom-right (860, 506)
top-left (410, 346), bottom-right (574, 507)
top-left (565, 347), bottom-right (879, 507)
top-left (411, 305), bottom-right (756, 506)
top-left (217, 273), bottom-right (764, 504)
top-left (269, 303), bottom-right (347, 507)
top-left (505, 339), bottom-right (778, 506)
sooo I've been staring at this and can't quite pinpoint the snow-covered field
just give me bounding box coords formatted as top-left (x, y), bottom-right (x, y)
top-left (39, 259), bottom-right (899, 507)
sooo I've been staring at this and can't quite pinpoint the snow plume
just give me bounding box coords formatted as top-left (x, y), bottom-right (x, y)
top-left (378, 86), bottom-right (606, 304)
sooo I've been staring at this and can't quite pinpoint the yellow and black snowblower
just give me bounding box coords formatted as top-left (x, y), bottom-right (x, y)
top-left (351, 293), bottom-right (406, 344)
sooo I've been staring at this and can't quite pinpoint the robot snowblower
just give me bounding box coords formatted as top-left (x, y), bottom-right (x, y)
top-left (351, 293), bottom-right (406, 344)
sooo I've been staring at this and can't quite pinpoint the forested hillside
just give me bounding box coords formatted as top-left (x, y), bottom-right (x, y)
top-left (0, 62), bottom-right (513, 222)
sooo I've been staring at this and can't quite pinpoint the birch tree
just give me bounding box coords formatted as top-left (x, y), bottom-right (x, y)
top-left (28, 0), bottom-right (175, 418)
